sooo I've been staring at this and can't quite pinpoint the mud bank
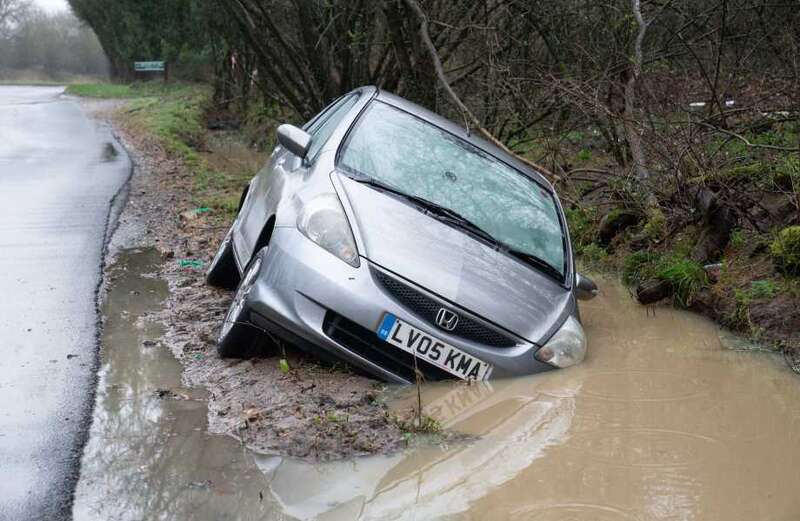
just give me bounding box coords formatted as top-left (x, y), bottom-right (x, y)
top-left (83, 99), bottom-right (406, 459)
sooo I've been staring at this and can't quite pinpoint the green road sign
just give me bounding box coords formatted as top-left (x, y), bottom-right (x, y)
top-left (134, 61), bottom-right (166, 72)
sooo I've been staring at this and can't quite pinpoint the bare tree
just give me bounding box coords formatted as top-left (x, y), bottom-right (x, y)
top-left (402, 0), bottom-right (556, 181)
top-left (624, 0), bottom-right (650, 183)
top-left (0, 0), bottom-right (29, 39)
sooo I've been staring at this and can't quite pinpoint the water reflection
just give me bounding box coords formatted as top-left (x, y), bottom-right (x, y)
top-left (261, 278), bottom-right (800, 521)
top-left (73, 249), bottom-right (280, 521)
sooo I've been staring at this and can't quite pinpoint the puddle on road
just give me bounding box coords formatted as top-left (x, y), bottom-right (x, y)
top-left (73, 249), bottom-right (280, 521)
top-left (74, 257), bottom-right (800, 521)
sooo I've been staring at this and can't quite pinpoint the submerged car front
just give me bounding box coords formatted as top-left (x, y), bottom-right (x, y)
top-left (239, 90), bottom-right (592, 383)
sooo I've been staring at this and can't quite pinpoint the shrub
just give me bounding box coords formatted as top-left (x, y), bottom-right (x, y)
top-left (581, 243), bottom-right (608, 269)
top-left (565, 206), bottom-right (597, 254)
top-left (771, 226), bottom-right (800, 276)
top-left (643, 207), bottom-right (666, 242)
top-left (749, 279), bottom-right (778, 299)
top-left (729, 229), bottom-right (745, 249)
top-left (772, 156), bottom-right (799, 191)
top-left (622, 251), bottom-right (661, 286)
top-left (623, 252), bottom-right (708, 306)
top-left (656, 256), bottom-right (708, 307)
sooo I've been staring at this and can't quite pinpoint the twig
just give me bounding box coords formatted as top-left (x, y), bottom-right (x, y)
top-left (402, 0), bottom-right (558, 183)
top-left (694, 121), bottom-right (800, 152)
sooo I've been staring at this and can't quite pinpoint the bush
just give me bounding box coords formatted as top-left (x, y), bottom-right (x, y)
top-left (565, 206), bottom-right (598, 254)
top-left (622, 251), bottom-right (707, 306)
top-left (772, 156), bottom-right (799, 191)
top-left (749, 279), bottom-right (778, 299)
top-left (729, 228), bottom-right (745, 249)
top-left (581, 243), bottom-right (608, 269)
top-left (771, 226), bottom-right (800, 275)
top-left (643, 207), bottom-right (666, 242)
top-left (622, 251), bottom-right (661, 285)
top-left (656, 256), bottom-right (708, 306)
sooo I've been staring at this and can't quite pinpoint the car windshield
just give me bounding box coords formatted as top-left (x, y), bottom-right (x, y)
top-left (338, 101), bottom-right (566, 278)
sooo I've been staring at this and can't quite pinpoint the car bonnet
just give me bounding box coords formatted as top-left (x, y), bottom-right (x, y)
top-left (337, 173), bottom-right (574, 345)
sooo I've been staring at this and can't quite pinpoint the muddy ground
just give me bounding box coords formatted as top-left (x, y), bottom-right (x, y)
top-left (81, 99), bottom-right (408, 460)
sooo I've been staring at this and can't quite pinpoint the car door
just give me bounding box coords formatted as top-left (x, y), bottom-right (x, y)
top-left (234, 94), bottom-right (360, 267)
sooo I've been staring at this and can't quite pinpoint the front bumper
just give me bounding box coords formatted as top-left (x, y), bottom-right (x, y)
top-left (245, 227), bottom-right (554, 383)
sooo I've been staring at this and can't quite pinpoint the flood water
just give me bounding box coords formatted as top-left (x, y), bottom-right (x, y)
top-left (74, 250), bottom-right (800, 521)
top-left (73, 249), bottom-right (277, 521)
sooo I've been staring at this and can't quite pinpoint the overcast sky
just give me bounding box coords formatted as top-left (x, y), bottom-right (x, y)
top-left (33, 0), bottom-right (69, 12)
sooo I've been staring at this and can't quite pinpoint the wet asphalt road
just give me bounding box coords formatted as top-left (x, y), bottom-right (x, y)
top-left (0, 87), bottom-right (131, 520)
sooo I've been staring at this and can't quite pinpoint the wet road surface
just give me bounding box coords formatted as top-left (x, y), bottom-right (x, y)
top-left (0, 86), bottom-right (131, 520)
top-left (75, 257), bottom-right (800, 520)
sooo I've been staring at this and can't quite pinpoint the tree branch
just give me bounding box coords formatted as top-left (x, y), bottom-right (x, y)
top-left (401, 0), bottom-right (557, 182)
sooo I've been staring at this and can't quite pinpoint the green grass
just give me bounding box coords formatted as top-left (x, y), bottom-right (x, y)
top-left (771, 225), bottom-right (800, 276)
top-left (656, 256), bottom-right (708, 306)
top-left (65, 82), bottom-right (199, 99)
top-left (622, 251), bottom-right (708, 306)
top-left (130, 93), bottom-right (208, 158)
top-left (66, 82), bottom-right (211, 159)
top-left (748, 279), bottom-right (778, 299)
top-left (66, 83), bottom-right (139, 98)
top-left (622, 251), bottom-right (661, 286)
top-left (69, 81), bottom-right (255, 220)
top-left (565, 206), bottom-right (599, 254)
top-left (0, 80), bottom-right (67, 86)
top-left (729, 228), bottom-right (745, 249)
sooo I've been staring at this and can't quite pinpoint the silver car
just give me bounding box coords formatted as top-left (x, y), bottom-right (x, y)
top-left (207, 86), bottom-right (597, 384)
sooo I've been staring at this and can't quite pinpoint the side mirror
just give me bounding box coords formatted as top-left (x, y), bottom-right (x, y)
top-left (575, 273), bottom-right (599, 301)
top-left (277, 124), bottom-right (312, 159)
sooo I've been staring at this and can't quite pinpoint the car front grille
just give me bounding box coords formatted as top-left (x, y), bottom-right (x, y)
top-left (372, 269), bottom-right (517, 348)
top-left (322, 311), bottom-right (453, 382)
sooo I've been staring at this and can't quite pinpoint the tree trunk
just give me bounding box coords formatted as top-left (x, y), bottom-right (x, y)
top-left (624, 0), bottom-right (649, 183)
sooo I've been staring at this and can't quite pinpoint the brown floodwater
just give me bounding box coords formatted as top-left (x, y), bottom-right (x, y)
top-left (73, 249), bottom-right (277, 521)
top-left (74, 252), bottom-right (800, 521)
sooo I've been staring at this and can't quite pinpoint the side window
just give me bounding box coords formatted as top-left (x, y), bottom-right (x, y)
top-left (305, 94), bottom-right (360, 163)
top-left (302, 95), bottom-right (345, 133)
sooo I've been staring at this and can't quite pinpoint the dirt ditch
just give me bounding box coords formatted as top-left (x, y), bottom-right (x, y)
top-left (82, 99), bottom-right (408, 460)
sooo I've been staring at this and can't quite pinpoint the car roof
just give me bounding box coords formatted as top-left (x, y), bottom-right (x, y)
top-left (360, 87), bottom-right (553, 191)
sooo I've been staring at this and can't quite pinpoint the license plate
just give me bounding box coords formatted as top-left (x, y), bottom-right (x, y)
top-left (376, 313), bottom-right (492, 381)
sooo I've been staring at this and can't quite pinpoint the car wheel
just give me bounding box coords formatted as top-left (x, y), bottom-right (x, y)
top-left (217, 251), bottom-right (268, 358)
top-left (207, 226), bottom-right (240, 290)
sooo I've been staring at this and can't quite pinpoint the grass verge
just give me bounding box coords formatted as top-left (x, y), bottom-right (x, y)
top-left (69, 82), bottom-right (263, 221)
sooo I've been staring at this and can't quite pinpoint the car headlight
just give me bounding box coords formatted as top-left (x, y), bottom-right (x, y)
top-left (297, 194), bottom-right (359, 267)
top-left (534, 316), bottom-right (586, 368)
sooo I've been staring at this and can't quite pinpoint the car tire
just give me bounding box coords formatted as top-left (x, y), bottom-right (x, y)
top-left (217, 251), bottom-right (269, 359)
top-left (207, 226), bottom-right (240, 290)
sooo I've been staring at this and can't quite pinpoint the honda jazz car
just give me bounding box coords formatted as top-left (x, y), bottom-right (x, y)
top-left (207, 86), bottom-right (597, 384)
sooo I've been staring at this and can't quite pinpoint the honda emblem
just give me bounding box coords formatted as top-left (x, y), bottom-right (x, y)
top-left (435, 308), bottom-right (459, 331)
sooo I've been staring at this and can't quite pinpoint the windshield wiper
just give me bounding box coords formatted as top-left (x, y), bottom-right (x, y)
top-left (349, 174), bottom-right (564, 281)
top-left (349, 176), bottom-right (499, 246)
top-left (503, 248), bottom-right (564, 282)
